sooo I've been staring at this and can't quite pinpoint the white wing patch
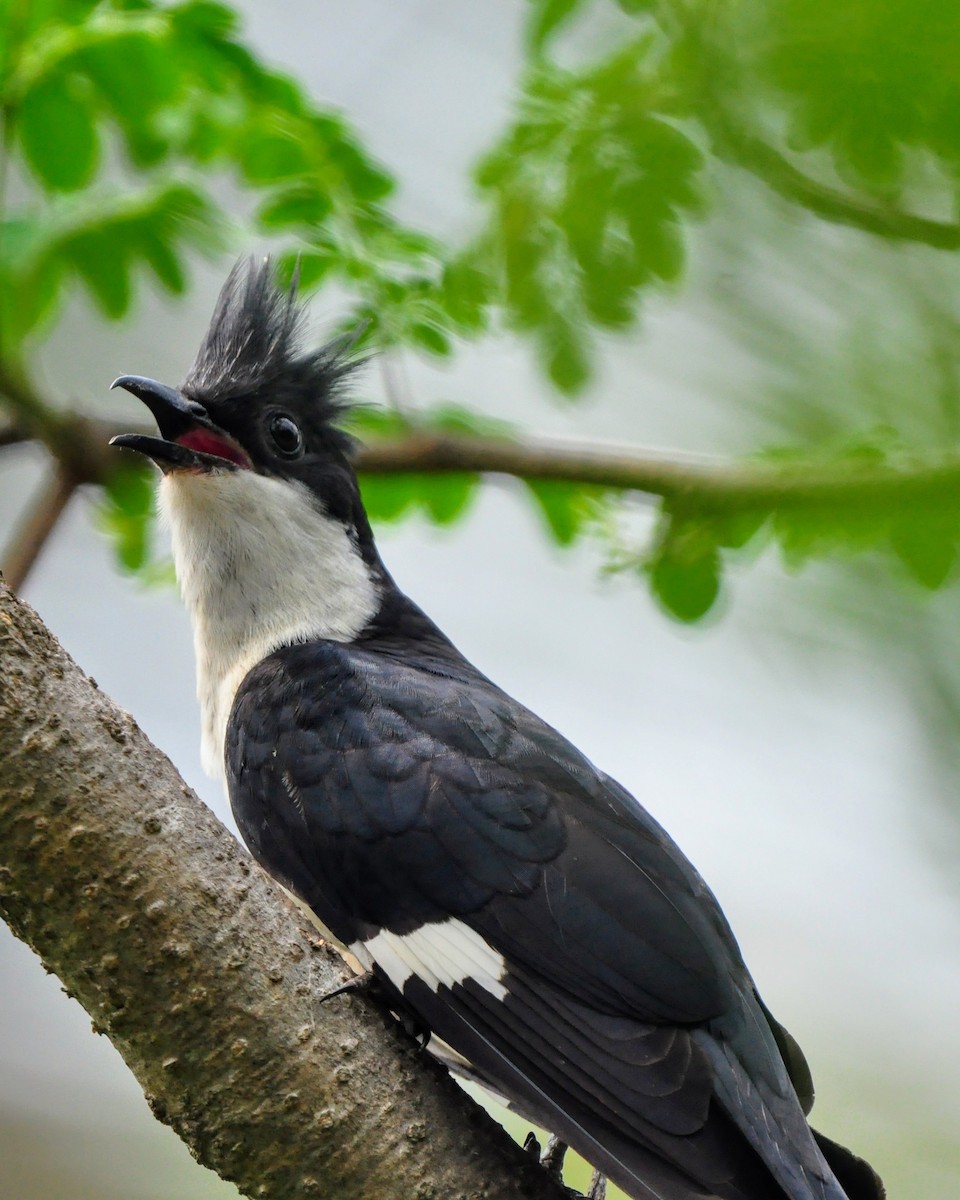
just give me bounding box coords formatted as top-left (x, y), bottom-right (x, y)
top-left (354, 920), bottom-right (509, 1001)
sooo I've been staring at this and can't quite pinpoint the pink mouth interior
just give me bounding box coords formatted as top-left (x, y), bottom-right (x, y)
top-left (177, 428), bottom-right (251, 468)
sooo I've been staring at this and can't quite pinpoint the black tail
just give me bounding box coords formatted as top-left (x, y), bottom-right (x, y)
top-left (812, 1130), bottom-right (886, 1200)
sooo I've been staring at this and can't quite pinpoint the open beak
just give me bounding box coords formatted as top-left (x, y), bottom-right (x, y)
top-left (109, 375), bottom-right (252, 473)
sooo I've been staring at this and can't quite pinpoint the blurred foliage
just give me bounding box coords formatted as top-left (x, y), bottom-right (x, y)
top-left (474, 35), bottom-right (701, 392)
top-left (349, 404), bottom-right (512, 527)
top-left (2, 4), bottom-right (960, 1196)
top-left (2, 0), bottom-right (960, 633)
top-left (0, 0), bottom-right (430, 346)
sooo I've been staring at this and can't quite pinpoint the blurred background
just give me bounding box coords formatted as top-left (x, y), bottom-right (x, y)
top-left (2, 2), bottom-right (960, 1197)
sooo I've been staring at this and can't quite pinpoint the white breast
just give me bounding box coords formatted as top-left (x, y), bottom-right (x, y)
top-left (160, 469), bottom-right (378, 777)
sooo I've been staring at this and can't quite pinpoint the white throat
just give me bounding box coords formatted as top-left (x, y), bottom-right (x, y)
top-left (161, 469), bottom-right (378, 778)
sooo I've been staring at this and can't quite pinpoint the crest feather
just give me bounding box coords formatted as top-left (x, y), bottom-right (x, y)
top-left (181, 257), bottom-right (357, 440)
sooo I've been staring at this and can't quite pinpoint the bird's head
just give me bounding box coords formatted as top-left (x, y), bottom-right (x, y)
top-left (111, 255), bottom-right (368, 532)
top-left (111, 258), bottom-right (385, 774)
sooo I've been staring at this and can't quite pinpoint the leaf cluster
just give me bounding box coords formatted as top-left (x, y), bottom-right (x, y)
top-left (4, 0), bottom-right (960, 633)
top-left (639, 434), bottom-right (960, 622)
top-left (0, 0), bottom-right (432, 348)
top-left (475, 36), bottom-right (701, 393)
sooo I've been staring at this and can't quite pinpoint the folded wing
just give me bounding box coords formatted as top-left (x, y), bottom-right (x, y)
top-left (227, 641), bottom-right (860, 1200)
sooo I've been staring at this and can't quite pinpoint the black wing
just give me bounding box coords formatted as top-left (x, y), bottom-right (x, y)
top-left (227, 640), bottom-right (850, 1200)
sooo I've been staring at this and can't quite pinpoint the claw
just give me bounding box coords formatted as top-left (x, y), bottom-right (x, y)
top-left (399, 1008), bottom-right (432, 1050)
top-left (320, 968), bottom-right (432, 1049)
top-left (318, 970), bottom-right (375, 1004)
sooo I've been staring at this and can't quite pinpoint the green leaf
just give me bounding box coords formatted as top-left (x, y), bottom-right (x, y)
top-left (526, 0), bottom-right (584, 53)
top-left (359, 468), bottom-right (477, 528)
top-left (425, 403), bottom-right (515, 439)
top-left (478, 45), bottom-right (701, 393)
top-left (135, 558), bottom-right (178, 589)
top-left (756, 1), bottom-right (960, 189)
top-left (712, 510), bottom-right (767, 550)
top-left (648, 542), bottom-right (721, 623)
top-left (256, 186), bottom-right (333, 230)
top-left (647, 513), bottom-right (723, 622)
top-left (543, 321), bottom-right (591, 394)
top-left (18, 73), bottom-right (99, 191)
top-left (99, 465), bottom-right (155, 573)
top-left (357, 473), bottom-right (421, 522)
top-left (138, 229), bottom-right (187, 294)
top-left (498, 198), bottom-right (555, 329)
top-left (891, 513), bottom-right (960, 590)
top-left (79, 31), bottom-right (177, 166)
top-left (410, 321), bottom-right (452, 357)
top-left (328, 139), bottom-right (394, 201)
top-left (420, 474), bottom-right (478, 524)
top-left (105, 464), bottom-right (154, 518)
top-left (40, 182), bottom-right (215, 320)
top-left (239, 126), bottom-right (311, 183)
top-left (0, 216), bottom-right (66, 340)
top-left (276, 248), bottom-right (335, 291)
top-left (524, 479), bottom-right (586, 546)
top-left (65, 229), bottom-right (130, 317)
top-left (168, 0), bottom-right (240, 39)
top-left (80, 31), bottom-right (177, 120)
top-left (440, 256), bottom-right (494, 332)
top-left (349, 407), bottom-right (414, 440)
top-left (0, 256), bottom-right (64, 341)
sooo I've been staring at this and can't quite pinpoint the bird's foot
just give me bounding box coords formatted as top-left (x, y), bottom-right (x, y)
top-left (318, 970), bottom-right (375, 1004)
top-left (320, 969), bottom-right (431, 1049)
top-left (397, 1006), bottom-right (432, 1051)
top-left (521, 1132), bottom-right (604, 1200)
top-left (523, 1133), bottom-right (569, 1182)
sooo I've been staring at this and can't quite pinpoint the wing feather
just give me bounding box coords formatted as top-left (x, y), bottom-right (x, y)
top-left (227, 640), bottom-right (848, 1200)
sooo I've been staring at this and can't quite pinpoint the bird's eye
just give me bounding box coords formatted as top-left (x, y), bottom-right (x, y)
top-left (268, 413), bottom-right (304, 458)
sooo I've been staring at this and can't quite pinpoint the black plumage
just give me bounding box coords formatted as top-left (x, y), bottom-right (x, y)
top-left (226, 629), bottom-right (872, 1200)
top-left (112, 259), bottom-right (885, 1200)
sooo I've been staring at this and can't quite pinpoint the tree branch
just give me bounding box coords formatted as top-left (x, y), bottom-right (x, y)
top-left (721, 128), bottom-right (960, 251)
top-left (7, 381), bottom-right (960, 518)
top-left (0, 583), bottom-right (569, 1200)
top-left (356, 431), bottom-right (960, 513)
top-left (672, 9), bottom-right (960, 253)
top-left (0, 423), bottom-right (28, 449)
top-left (0, 360), bottom-right (117, 484)
top-left (2, 466), bottom-right (79, 591)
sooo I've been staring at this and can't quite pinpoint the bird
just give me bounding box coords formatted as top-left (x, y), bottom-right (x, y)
top-left (111, 258), bottom-right (885, 1200)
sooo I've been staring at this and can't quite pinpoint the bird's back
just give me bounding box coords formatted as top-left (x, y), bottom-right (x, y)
top-left (224, 618), bottom-right (870, 1200)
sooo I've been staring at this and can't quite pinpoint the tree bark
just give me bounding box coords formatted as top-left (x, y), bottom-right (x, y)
top-left (0, 583), bottom-right (568, 1200)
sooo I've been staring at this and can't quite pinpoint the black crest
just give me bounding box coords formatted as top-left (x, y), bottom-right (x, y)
top-left (181, 257), bottom-right (358, 444)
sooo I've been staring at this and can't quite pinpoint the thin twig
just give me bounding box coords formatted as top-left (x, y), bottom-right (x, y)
top-left (724, 129), bottom-right (960, 251)
top-left (0, 424), bottom-right (28, 450)
top-left (0, 404), bottom-right (121, 484)
top-left (7, 389), bottom-right (960, 519)
top-left (355, 432), bottom-right (960, 512)
top-left (2, 467), bottom-right (79, 592)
